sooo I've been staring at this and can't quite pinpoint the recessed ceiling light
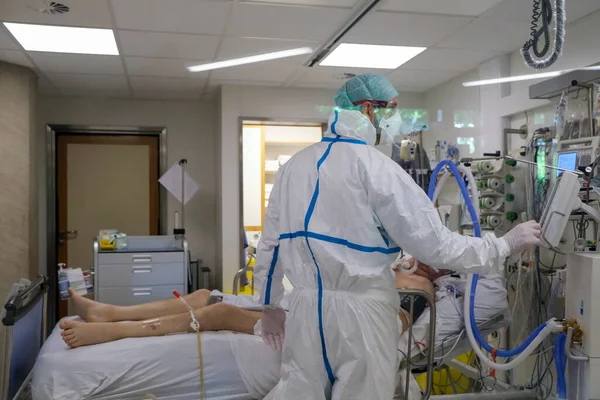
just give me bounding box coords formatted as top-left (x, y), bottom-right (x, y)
top-left (3, 22), bottom-right (119, 55)
top-left (187, 47), bottom-right (313, 73)
top-left (320, 43), bottom-right (426, 69)
top-left (462, 66), bottom-right (600, 87)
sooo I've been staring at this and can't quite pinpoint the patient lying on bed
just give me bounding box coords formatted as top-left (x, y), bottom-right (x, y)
top-left (60, 269), bottom-right (435, 348)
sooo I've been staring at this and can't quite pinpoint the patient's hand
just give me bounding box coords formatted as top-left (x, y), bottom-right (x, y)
top-left (409, 258), bottom-right (451, 281)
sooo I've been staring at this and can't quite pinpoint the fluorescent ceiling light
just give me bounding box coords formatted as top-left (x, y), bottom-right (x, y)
top-left (187, 47), bottom-right (313, 73)
top-left (320, 43), bottom-right (426, 69)
top-left (462, 66), bottom-right (600, 87)
top-left (3, 22), bottom-right (118, 55)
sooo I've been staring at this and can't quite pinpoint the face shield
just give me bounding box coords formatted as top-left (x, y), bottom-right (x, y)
top-left (373, 106), bottom-right (417, 160)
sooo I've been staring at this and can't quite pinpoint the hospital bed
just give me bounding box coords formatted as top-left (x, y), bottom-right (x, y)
top-left (1, 276), bottom-right (48, 400)
top-left (9, 270), bottom-right (514, 400)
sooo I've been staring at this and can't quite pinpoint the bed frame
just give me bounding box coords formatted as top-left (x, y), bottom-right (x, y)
top-left (1, 276), bottom-right (48, 400)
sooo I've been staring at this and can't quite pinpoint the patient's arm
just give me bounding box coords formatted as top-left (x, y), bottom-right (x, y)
top-left (60, 301), bottom-right (261, 348)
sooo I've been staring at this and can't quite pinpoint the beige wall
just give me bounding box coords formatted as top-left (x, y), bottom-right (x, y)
top-left (0, 61), bottom-right (37, 371)
top-left (36, 97), bottom-right (218, 284)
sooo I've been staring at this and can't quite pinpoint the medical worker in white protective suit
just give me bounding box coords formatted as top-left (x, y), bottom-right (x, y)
top-left (254, 73), bottom-right (541, 400)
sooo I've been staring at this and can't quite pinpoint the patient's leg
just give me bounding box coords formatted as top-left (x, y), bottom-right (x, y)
top-left (69, 287), bottom-right (212, 322)
top-left (60, 302), bottom-right (261, 348)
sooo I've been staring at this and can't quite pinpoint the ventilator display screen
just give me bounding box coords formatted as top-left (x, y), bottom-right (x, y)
top-left (557, 152), bottom-right (577, 176)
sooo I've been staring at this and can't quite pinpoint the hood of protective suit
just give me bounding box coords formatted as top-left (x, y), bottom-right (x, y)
top-left (326, 109), bottom-right (377, 146)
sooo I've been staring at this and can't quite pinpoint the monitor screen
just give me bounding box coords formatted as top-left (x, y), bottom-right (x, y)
top-left (557, 152), bottom-right (577, 176)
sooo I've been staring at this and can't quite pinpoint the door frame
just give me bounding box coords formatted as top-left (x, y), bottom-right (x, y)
top-left (237, 117), bottom-right (327, 274)
top-left (45, 125), bottom-right (167, 331)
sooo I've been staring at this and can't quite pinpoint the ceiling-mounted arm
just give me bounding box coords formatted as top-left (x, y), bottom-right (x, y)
top-left (521, 0), bottom-right (566, 69)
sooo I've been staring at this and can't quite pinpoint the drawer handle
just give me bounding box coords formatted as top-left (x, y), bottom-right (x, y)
top-left (132, 288), bottom-right (152, 296)
top-left (132, 255), bottom-right (152, 263)
top-left (133, 266), bottom-right (153, 274)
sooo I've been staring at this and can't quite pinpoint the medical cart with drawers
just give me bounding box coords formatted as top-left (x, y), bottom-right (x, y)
top-left (94, 235), bottom-right (189, 306)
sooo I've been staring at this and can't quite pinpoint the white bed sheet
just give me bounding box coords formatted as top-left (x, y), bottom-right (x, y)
top-left (31, 318), bottom-right (281, 400)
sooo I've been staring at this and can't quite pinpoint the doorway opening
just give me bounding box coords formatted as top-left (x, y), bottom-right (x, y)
top-left (239, 120), bottom-right (325, 295)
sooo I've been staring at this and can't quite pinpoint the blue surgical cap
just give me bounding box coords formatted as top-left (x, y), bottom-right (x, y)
top-left (334, 73), bottom-right (399, 109)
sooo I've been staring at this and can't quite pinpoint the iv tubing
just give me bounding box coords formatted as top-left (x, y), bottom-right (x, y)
top-left (428, 159), bottom-right (560, 370)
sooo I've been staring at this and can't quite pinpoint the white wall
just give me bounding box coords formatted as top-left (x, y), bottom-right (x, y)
top-left (425, 70), bottom-right (483, 157)
top-left (423, 9), bottom-right (600, 157)
top-left (218, 85), bottom-right (425, 292)
top-left (36, 96), bottom-right (218, 283)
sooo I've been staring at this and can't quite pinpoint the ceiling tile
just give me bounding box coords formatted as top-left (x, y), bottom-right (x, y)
top-left (400, 47), bottom-right (501, 72)
top-left (113, 0), bottom-right (231, 35)
top-left (130, 76), bottom-right (205, 92)
top-left (482, 0), bottom-right (600, 23)
top-left (378, 0), bottom-right (504, 16)
top-left (118, 31), bottom-right (220, 60)
top-left (59, 89), bottom-right (131, 98)
top-left (0, 49), bottom-right (33, 68)
top-left (0, 0), bottom-right (112, 28)
top-left (210, 58), bottom-right (300, 82)
top-left (46, 73), bottom-right (129, 92)
top-left (226, 3), bottom-right (351, 41)
top-left (218, 37), bottom-right (319, 59)
top-left (0, 28), bottom-right (19, 50)
top-left (296, 66), bottom-right (377, 86)
top-left (205, 79), bottom-right (282, 92)
top-left (241, 0), bottom-right (358, 7)
top-left (436, 18), bottom-right (532, 51)
top-left (30, 53), bottom-right (123, 75)
top-left (387, 69), bottom-right (461, 88)
top-left (343, 12), bottom-right (473, 47)
top-left (125, 57), bottom-right (210, 79)
top-left (134, 91), bottom-right (201, 100)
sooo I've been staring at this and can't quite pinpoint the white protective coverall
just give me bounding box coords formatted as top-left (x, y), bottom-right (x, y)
top-left (254, 109), bottom-right (512, 400)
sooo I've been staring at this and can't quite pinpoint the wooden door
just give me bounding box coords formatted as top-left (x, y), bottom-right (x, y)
top-left (56, 134), bottom-right (159, 318)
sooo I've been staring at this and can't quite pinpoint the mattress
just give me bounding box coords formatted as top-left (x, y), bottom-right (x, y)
top-left (31, 318), bottom-right (281, 400)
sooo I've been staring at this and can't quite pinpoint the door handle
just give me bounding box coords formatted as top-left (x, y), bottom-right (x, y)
top-left (132, 288), bottom-right (152, 296)
top-left (132, 255), bottom-right (152, 263)
top-left (133, 266), bottom-right (152, 274)
top-left (58, 230), bottom-right (78, 244)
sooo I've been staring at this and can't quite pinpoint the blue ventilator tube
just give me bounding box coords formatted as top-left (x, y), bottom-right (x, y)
top-left (428, 159), bottom-right (550, 360)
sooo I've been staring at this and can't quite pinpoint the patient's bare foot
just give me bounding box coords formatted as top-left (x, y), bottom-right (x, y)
top-left (60, 319), bottom-right (121, 348)
top-left (69, 288), bottom-right (114, 322)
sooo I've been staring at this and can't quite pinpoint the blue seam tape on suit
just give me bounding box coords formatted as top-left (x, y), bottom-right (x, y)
top-left (263, 245), bottom-right (279, 306)
top-left (279, 231), bottom-right (400, 254)
top-left (303, 125), bottom-right (338, 384)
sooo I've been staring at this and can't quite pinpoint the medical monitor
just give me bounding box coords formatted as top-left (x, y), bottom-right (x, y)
top-left (556, 152), bottom-right (577, 177)
top-left (539, 171), bottom-right (581, 249)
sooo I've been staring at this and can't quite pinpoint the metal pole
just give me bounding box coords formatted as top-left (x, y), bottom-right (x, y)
top-left (179, 159), bottom-right (187, 236)
top-left (419, 131), bottom-right (426, 190)
top-left (589, 85), bottom-right (595, 138)
top-left (405, 294), bottom-right (414, 400)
